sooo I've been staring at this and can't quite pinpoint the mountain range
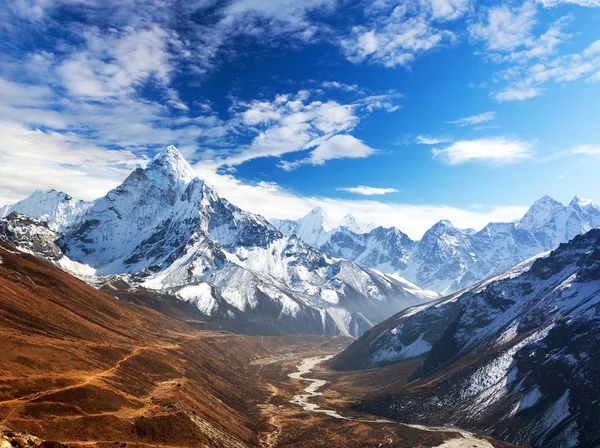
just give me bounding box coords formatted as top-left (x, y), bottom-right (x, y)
top-left (0, 146), bottom-right (435, 338)
top-left (332, 228), bottom-right (600, 448)
top-left (273, 195), bottom-right (600, 295)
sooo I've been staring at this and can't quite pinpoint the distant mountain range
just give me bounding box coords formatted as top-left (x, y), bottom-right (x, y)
top-left (332, 228), bottom-right (600, 448)
top-left (0, 146), bottom-right (435, 337)
top-left (273, 195), bottom-right (600, 295)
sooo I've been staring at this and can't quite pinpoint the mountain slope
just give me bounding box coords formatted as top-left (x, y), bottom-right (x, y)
top-left (0, 241), bottom-right (336, 447)
top-left (333, 229), bottom-right (600, 447)
top-left (0, 146), bottom-right (434, 338)
top-left (0, 241), bottom-right (517, 448)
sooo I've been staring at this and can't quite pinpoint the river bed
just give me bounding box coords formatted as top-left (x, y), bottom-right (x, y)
top-left (287, 355), bottom-right (496, 448)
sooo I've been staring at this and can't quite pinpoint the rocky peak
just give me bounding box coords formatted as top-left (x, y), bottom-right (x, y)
top-left (145, 145), bottom-right (197, 190)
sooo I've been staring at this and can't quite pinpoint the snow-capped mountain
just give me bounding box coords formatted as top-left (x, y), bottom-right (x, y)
top-left (322, 225), bottom-right (415, 273)
top-left (276, 195), bottom-right (600, 295)
top-left (0, 189), bottom-right (90, 233)
top-left (333, 229), bottom-right (600, 447)
top-left (0, 146), bottom-right (434, 337)
top-left (338, 213), bottom-right (376, 233)
top-left (271, 207), bottom-right (335, 247)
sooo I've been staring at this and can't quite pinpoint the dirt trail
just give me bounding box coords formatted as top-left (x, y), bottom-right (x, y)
top-left (0, 338), bottom-right (196, 425)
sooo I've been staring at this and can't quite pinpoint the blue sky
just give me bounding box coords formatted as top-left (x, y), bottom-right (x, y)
top-left (0, 0), bottom-right (599, 238)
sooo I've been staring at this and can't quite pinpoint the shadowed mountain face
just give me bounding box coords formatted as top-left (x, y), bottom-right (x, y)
top-left (274, 196), bottom-right (600, 295)
top-left (0, 146), bottom-right (435, 338)
top-left (332, 229), bottom-right (600, 448)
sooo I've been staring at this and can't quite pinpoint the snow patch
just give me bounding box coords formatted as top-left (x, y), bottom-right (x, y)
top-left (518, 387), bottom-right (542, 412)
top-left (176, 283), bottom-right (218, 316)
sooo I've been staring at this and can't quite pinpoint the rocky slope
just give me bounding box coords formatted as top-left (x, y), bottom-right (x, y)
top-left (332, 229), bottom-right (600, 448)
top-left (274, 196), bottom-right (600, 295)
top-left (0, 146), bottom-right (434, 337)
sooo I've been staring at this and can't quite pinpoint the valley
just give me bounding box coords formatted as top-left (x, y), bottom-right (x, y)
top-left (0, 242), bottom-right (517, 448)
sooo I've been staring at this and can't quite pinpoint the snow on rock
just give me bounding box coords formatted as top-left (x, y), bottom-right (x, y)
top-left (176, 283), bottom-right (218, 316)
top-left (1, 146), bottom-right (434, 338)
top-left (342, 228), bottom-right (600, 447)
top-left (277, 196), bottom-right (600, 295)
top-left (0, 189), bottom-right (90, 232)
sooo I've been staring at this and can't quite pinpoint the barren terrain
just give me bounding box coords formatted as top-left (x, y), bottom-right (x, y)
top-left (0, 243), bottom-right (519, 447)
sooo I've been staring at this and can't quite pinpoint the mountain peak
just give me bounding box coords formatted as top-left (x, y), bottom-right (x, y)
top-left (517, 195), bottom-right (565, 231)
top-left (301, 206), bottom-right (334, 231)
top-left (147, 145), bottom-right (196, 187)
top-left (534, 195), bottom-right (562, 205)
top-left (432, 219), bottom-right (456, 230)
top-left (338, 213), bottom-right (361, 231)
top-left (338, 213), bottom-right (373, 233)
top-left (569, 195), bottom-right (595, 208)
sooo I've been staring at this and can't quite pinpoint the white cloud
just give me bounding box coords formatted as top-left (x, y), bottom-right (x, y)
top-left (495, 86), bottom-right (544, 101)
top-left (537, 0), bottom-right (600, 6)
top-left (341, 0), bottom-right (464, 68)
top-left (320, 81), bottom-right (359, 92)
top-left (309, 135), bottom-right (377, 163)
top-left (469, 2), bottom-right (600, 102)
top-left (57, 25), bottom-right (176, 99)
top-left (0, 120), bottom-right (146, 204)
top-left (491, 39), bottom-right (600, 101)
top-left (280, 135), bottom-right (378, 170)
top-left (193, 163), bottom-right (528, 239)
top-left (583, 40), bottom-right (600, 58)
top-left (218, 90), bottom-right (398, 168)
top-left (449, 111), bottom-right (496, 126)
top-left (416, 135), bottom-right (451, 145)
top-left (336, 186), bottom-right (399, 195)
top-left (425, 0), bottom-right (472, 20)
top-left (469, 2), bottom-right (537, 52)
top-left (432, 137), bottom-right (533, 165)
top-left (569, 144), bottom-right (600, 155)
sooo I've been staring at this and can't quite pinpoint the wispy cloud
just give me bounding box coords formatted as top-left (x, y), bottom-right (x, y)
top-left (569, 144), bottom-right (600, 155)
top-left (449, 111), bottom-right (496, 126)
top-left (336, 186), bottom-right (399, 195)
top-left (495, 86), bottom-right (544, 102)
top-left (469, 2), bottom-right (538, 53)
top-left (537, 0), bottom-right (600, 7)
top-left (432, 137), bottom-right (533, 165)
top-left (469, 1), bottom-right (600, 102)
top-left (219, 90), bottom-right (397, 168)
top-left (320, 81), bottom-right (359, 92)
top-left (0, 121), bottom-right (147, 204)
top-left (280, 135), bottom-right (378, 171)
top-left (416, 135), bottom-right (451, 145)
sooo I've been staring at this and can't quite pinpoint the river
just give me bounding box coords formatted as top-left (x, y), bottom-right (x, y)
top-left (287, 355), bottom-right (496, 448)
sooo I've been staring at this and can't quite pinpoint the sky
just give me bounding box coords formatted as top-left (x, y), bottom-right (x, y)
top-left (1, 0), bottom-right (599, 238)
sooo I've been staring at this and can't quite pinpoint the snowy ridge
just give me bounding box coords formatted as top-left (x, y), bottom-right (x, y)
top-left (0, 146), bottom-right (435, 338)
top-left (0, 189), bottom-right (90, 232)
top-left (275, 195), bottom-right (600, 295)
